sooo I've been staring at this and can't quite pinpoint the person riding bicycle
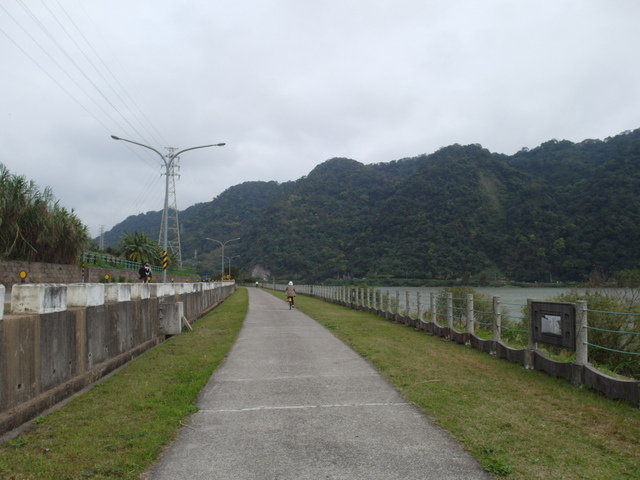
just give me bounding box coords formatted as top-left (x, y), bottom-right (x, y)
top-left (285, 281), bottom-right (296, 307)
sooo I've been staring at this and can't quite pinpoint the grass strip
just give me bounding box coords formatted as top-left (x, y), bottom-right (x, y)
top-left (0, 287), bottom-right (247, 480)
top-left (281, 292), bottom-right (640, 480)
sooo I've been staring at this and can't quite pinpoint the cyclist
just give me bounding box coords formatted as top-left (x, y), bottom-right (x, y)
top-left (285, 281), bottom-right (296, 308)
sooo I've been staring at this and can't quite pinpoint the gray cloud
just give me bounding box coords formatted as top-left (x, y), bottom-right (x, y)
top-left (1, 0), bottom-right (639, 238)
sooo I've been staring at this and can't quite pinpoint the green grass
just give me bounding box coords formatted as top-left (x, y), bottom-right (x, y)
top-left (281, 292), bottom-right (640, 480)
top-left (2, 288), bottom-right (638, 479)
top-left (0, 288), bottom-right (247, 480)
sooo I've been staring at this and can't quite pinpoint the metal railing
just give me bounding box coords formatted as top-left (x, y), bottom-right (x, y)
top-left (79, 252), bottom-right (163, 274)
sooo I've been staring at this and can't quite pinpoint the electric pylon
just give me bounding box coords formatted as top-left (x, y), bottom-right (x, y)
top-left (158, 147), bottom-right (183, 269)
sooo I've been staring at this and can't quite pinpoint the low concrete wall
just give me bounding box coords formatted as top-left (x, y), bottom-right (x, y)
top-left (0, 281), bottom-right (236, 436)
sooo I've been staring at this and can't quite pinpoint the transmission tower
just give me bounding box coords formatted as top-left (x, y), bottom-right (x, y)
top-left (158, 148), bottom-right (183, 269)
top-left (111, 134), bottom-right (224, 282)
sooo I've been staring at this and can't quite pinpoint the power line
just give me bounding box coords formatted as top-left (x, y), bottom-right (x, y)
top-left (1, 1), bottom-right (176, 223)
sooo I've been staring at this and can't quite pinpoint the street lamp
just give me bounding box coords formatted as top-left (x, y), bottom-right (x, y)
top-left (206, 237), bottom-right (240, 278)
top-left (111, 135), bottom-right (225, 283)
top-left (225, 255), bottom-right (241, 277)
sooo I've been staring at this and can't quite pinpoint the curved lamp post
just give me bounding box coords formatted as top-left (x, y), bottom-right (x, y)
top-left (225, 255), bottom-right (241, 277)
top-left (111, 135), bottom-right (225, 283)
top-left (206, 237), bottom-right (240, 278)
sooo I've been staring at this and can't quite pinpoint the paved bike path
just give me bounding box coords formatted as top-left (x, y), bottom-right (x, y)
top-left (147, 288), bottom-right (491, 479)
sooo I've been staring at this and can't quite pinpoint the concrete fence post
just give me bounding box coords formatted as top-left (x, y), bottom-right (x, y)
top-left (446, 292), bottom-right (453, 337)
top-left (492, 296), bottom-right (501, 340)
top-left (491, 296), bottom-right (501, 354)
top-left (525, 299), bottom-right (535, 369)
top-left (430, 292), bottom-right (436, 324)
top-left (405, 291), bottom-right (410, 317)
top-left (417, 292), bottom-right (422, 322)
top-left (466, 293), bottom-right (474, 336)
top-left (575, 300), bottom-right (588, 366)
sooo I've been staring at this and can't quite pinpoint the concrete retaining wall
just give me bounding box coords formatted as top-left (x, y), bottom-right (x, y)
top-left (0, 259), bottom-right (200, 292)
top-left (0, 281), bottom-right (235, 436)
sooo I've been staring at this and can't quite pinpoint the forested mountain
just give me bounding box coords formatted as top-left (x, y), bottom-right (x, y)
top-left (101, 128), bottom-right (640, 283)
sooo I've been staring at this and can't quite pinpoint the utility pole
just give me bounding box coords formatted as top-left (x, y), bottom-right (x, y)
top-left (206, 237), bottom-right (240, 278)
top-left (99, 225), bottom-right (105, 251)
top-left (111, 135), bottom-right (225, 282)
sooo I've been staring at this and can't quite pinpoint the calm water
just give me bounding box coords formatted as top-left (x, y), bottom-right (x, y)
top-left (373, 286), bottom-right (595, 321)
top-left (375, 286), bottom-right (584, 308)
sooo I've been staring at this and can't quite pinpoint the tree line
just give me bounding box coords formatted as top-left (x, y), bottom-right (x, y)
top-left (103, 128), bottom-right (640, 284)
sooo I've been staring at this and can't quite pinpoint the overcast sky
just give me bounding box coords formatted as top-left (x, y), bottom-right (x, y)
top-left (1, 1), bottom-right (639, 239)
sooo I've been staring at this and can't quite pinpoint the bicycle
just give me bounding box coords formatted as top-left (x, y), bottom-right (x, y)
top-left (287, 296), bottom-right (294, 309)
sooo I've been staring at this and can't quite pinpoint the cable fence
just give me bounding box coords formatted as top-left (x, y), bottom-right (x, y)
top-left (267, 283), bottom-right (640, 405)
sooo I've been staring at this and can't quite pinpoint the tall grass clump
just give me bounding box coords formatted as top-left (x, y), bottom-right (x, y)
top-left (552, 289), bottom-right (640, 379)
top-left (435, 286), bottom-right (493, 332)
top-left (435, 287), bottom-right (528, 348)
top-left (0, 164), bottom-right (89, 263)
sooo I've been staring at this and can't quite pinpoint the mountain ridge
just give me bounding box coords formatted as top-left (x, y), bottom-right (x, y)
top-left (100, 128), bottom-right (640, 282)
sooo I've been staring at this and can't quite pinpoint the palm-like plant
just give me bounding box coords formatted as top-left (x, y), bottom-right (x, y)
top-left (117, 231), bottom-right (162, 265)
top-left (0, 164), bottom-right (89, 264)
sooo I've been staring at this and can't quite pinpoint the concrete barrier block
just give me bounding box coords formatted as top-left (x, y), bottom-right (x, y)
top-left (67, 284), bottom-right (105, 307)
top-left (11, 284), bottom-right (67, 314)
top-left (104, 284), bottom-right (131, 303)
top-left (159, 301), bottom-right (183, 335)
top-left (149, 284), bottom-right (163, 298)
top-left (131, 283), bottom-right (151, 300)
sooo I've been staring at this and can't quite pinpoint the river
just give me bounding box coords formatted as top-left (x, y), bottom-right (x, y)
top-left (372, 286), bottom-right (596, 322)
top-left (375, 286), bottom-right (584, 308)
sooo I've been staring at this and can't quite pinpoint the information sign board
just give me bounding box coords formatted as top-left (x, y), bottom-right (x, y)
top-left (531, 301), bottom-right (576, 350)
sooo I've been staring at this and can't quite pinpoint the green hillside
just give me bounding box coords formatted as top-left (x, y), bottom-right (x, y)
top-left (102, 128), bottom-right (640, 283)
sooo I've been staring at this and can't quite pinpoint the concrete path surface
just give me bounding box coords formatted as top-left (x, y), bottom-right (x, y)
top-left (147, 288), bottom-right (491, 479)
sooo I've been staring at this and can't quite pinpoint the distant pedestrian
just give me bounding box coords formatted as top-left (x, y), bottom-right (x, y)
top-left (139, 263), bottom-right (152, 283)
